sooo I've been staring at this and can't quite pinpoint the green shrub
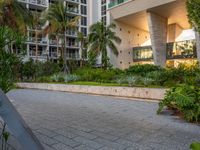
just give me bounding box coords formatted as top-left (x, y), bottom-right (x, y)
top-left (0, 52), bottom-right (20, 92)
top-left (157, 85), bottom-right (200, 122)
top-left (126, 76), bottom-right (142, 87)
top-left (51, 74), bottom-right (64, 82)
top-left (115, 77), bottom-right (127, 85)
top-left (146, 70), bottom-right (171, 86)
top-left (125, 64), bottom-right (162, 76)
top-left (74, 67), bottom-right (117, 82)
top-left (142, 77), bottom-right (155, 86)
top-left (63, 74), bottom-right (80, 83)
top-left (36, 76), bottom-right (52, 83)
top-left (21, 60), bottom-right (60, 81)
top-left (190, 142), bottom-right (200, 150)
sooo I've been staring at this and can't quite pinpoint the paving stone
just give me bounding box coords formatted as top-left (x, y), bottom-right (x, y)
top-left (52, 143), bottom-right (74, 150)
top-left (36, 128), bottom-right (58, 138)
top-left (94, 138), bottom-right (128, 150)
top-left (74, 145), bottom-right (95, 150)
top-left (7, 89), bottom-right (200, 150)
top-left (36, 134), bottom-right (59, 145)
top-left (74, 137), bottom-right (103, 149)
top-left (91, 131), bottom-right (119, 141)
top-left (53, 135), bottom-right (81, 148)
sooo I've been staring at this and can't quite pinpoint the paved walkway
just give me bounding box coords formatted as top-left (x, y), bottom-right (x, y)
top-left (7, 89), bottom-right (200, 150)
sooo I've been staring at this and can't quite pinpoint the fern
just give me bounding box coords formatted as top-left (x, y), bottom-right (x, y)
top-left (158, 85), bottom-right (200, 122)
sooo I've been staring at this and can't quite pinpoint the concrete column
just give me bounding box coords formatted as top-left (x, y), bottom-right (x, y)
top-left (167, 23), bottom-right (182, 42)
top-left (147, 12), bottom-right (168, 67)
top-left (195, 31), bottom-right (200, 63)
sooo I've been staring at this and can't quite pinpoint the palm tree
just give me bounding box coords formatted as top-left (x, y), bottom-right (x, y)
top-left (88, 21), bottom-right (121, 69)
top-left (0, 0), bottom-right (32, 34)
top-left (77, 32), bottom-right (88, 67)
top-left (45, 1), bottom-right (80, 73)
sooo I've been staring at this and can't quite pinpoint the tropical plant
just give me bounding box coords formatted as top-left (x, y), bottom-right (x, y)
top-left (186, 0), bottom-right (200, 32)
top-left (190, 142), bottom-right (200, 150)
top-left (0, 26), bottom-right (24, 92)
top-left (125, 64), bottom-right (162, 76)
top-left (45, 1), bottom-right (80, 73)
top-left (157, 85), bottom-right (200, 122)
top-left (0, 0), bottom-right (32, 33)
top-left (88, 21), bottom-right (121, 69)
top-left (63, 74), bottom-right (80, 83)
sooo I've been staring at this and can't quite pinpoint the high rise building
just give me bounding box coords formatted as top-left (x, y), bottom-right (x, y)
top-left (17, 0), bottom-right (90, 62)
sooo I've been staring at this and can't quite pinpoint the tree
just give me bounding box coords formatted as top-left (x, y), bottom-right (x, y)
top-left (0, 0), bottom-right (32, 34)
top-left (45, 1), bottom-right (80, 73)
top-left (77, 32), bottom-right (88, 67)
top-left (88, 22), bottom-right (121, 69)
top-left (0, 26), bottom-right (24, 93)
top-left (186, 0), bottom-right (200, 65)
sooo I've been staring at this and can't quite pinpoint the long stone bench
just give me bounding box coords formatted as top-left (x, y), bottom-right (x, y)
top-left (16, 83), bottom-right (167, 100)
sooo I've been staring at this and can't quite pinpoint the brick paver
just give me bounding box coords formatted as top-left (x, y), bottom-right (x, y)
top-left (7, 89), bottom-right (200, 150)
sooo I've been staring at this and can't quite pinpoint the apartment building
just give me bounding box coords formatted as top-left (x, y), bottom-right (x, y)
top-left (17, 0), bottom-right (89, 62)
top-left (107, 0), bottom-right (198, 69)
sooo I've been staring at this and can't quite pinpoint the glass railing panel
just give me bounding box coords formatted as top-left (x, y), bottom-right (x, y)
top-left (133, 46), bottom-right (153, 61)
top-left (167, 40), bottom-right (197, 59)
top-left (108, 0), bottom-right (129, 8)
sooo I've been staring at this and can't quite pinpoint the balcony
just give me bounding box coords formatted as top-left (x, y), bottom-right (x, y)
top-left (108, 0), bottom-right (129, 9)
top-left (18, 0), bottom-right (48, 7)
top-left (27, 37), bottom-right (48, 45)
top-left (66, 53), bottom-right (80, 59)
top-left (66, 0), bottom-right (79, 4)
top-left (66, 7), bottom-right (79, 15)
top-left (133, 40), bottom-right (197, 61)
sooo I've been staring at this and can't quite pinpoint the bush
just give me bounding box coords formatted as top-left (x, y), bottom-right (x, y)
top-left (190, 142), bottom-right (200, 150)
top-left (0, 52), bottom-right (20, 92)
top-left (126, 76), bottom-right (142, 87)
top-left (157, 85), bottom-right (200, 122)
top-left (21, 59), bottom-right (60, 81)
top-left (50, 74), bottom-right (64, 82)
top-left (36, 76), bottom-right (52, 83)
top-left (125, 64), bottom-right (162, 76)
top-left (74, 67), bottom-right (117, 82)
top-left (146, 70), bottom-right (171, 86)
top-left (63, 74), bottom-right (80, 83)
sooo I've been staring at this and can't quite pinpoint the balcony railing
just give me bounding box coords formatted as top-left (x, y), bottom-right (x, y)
top-left (66, 8), bottom-right (79, 14)
top-left (108, 0), bottom-right (129, 8)
top-left (66, 53), bottom-right (80, 59)
top-left (132, 40), bottom-right (197, 61)
top-left (133, 45), bottom-right (153, 61)
top-left (27, 37), bottom-right (48, 44)
top-left (66, 0), bottom-right (79, 3)
top-left (167, 40), bottom-right (196, 59)
top-left (18, 0), bottom-right (47, 6)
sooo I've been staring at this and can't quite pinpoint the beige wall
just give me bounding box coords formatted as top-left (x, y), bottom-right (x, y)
top-left (108, 21), bottom-right (150, 69)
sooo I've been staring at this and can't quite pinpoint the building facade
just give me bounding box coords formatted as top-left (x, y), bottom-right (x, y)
top-left (107, 0), bottom-right (199, 69)
top-left (17, 0), bottom-right (90, 62)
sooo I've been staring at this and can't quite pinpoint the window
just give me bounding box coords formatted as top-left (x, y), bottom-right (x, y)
top-left (81, 17), bottom-right (87, 26)
top-left (81, 0), bottom-right (87, 4)
top-left (81, 27), bottom-right (87, 36)
top-left (81, 5), bottom-right (87, 15)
